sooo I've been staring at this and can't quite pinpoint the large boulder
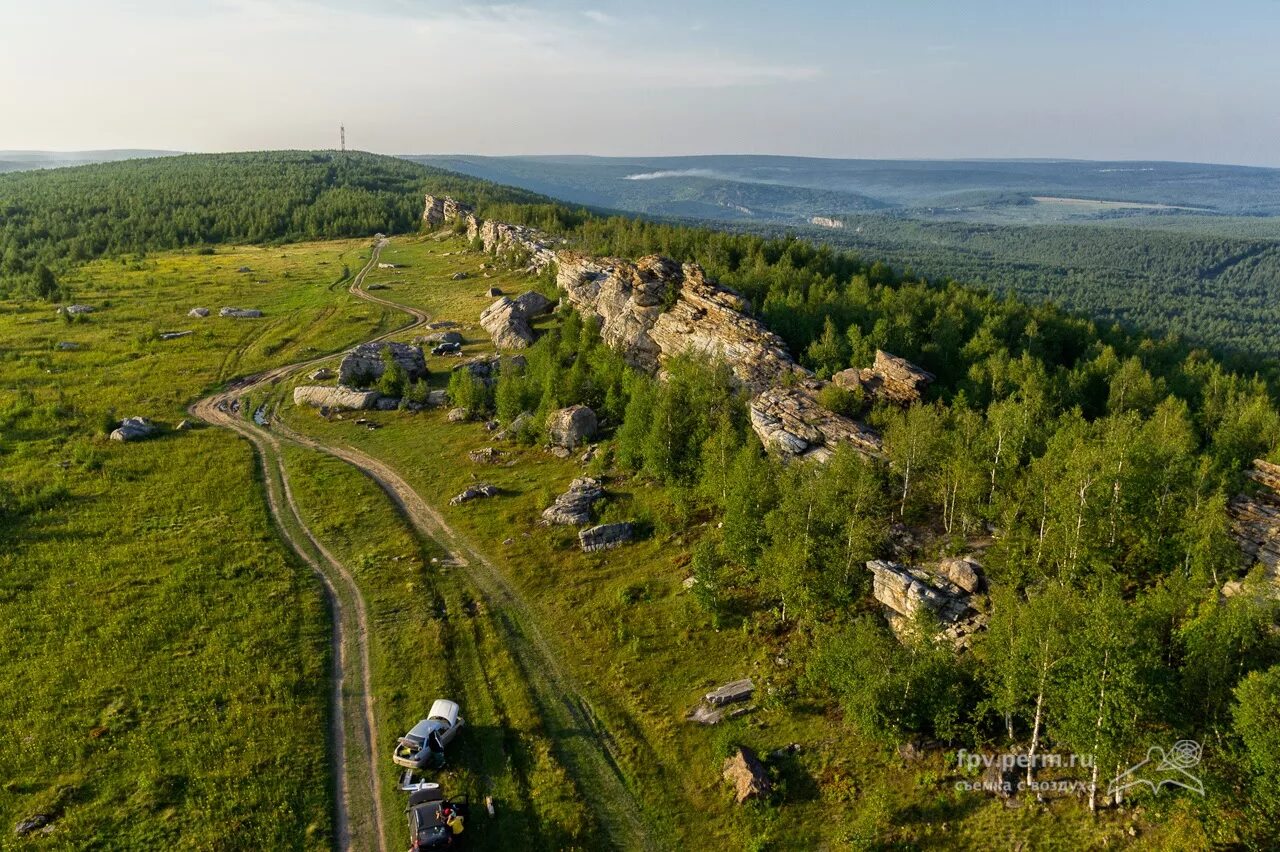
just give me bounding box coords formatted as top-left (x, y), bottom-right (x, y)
top-left (219, 307), bottom-right (262, 318)
top-left (479, 296), bottom-right (536, 350)
top-left (546, 405), bottom-right (598, 449)
top-left (749, 383), bottom-right (882, 461)
top-left (937, 556), bottom-right (983, 594)
top-left (722, 746), bottom-right (771, 803)
top-left (579, 521), bottom-right (633, 552)
top-left (858, 350), bottom-right (935, 406)
top-left (110, 417), bottom-right (155, 442)
top-left (542, 477), bottom-right (604, 526)
top-left (513, 290), bottom-right (554, 317)
top-left (293, 385), bottom-right (379, 411)
top-left (338, 341), bottom-right (426, 387)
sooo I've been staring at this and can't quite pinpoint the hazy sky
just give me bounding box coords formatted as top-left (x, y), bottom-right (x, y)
top-left (3, 0), bottom-right (1279, 165)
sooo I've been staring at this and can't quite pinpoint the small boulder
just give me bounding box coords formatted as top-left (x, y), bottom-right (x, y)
top-left (542, 477), bottom-right (604, 526)
top-left (188, 307), bottom-right (210, 318)
top-left (58, 304), bottom-right (94, 316)
top-left (449, 483), bottom-right (497, 505)
top-left (486, 287), bottom-right (503, 297)
top-left (432, 341), bottom-right (463, 356)
top-left (415, 331), bottom-right (464, 346)
top-left (219, 307), bottom-right (262, 318)
top-left (447, 407), bottom-right (469, 423)
top-left (56, 341), bottom-right (81, 351)
top-left (309, 368), bottom-right (335, 381)
top-left (110, 417), bottom-right (155, 442)
top-left (469, 447), bottom-right (501, 464)
top-left (293, 386), bottom-right (379, 411)
top-left (159, 330), bottom-right (192, 340)
top-left (375, 397), bottom-right (401, 411)
top-left (722, 747), bottom-right (771, 803)
top-left (546, 405), bottom-right (597, 449)
top-left (451, 271), bottom-right (468, 281)
top-left (579, 521), bottom-right (633, 552)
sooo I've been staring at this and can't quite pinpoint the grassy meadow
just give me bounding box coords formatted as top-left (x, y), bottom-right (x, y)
top-left (0, 240), bottom-right (394, 847)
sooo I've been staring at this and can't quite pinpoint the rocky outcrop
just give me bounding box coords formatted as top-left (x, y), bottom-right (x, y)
top-left (749, 382), bottom-right (884, 461)
top-left (557, 253), bottom-right (802, 393)
top-left (868, 559), bottom-right (986, 649)
top-left (449, 483), bottom-right (497, 505)
top-left (937, 556), bottom-right (983, 594)
top-left (338, 342), bottom-right (427, 387)
top-left (423, 194), bottom-right (473, 227)
top-left (476, 219), bottom-right (560, 272)
top-left (849, 350), bottom-right (935, 406)
top-left (1229, 459), bottom-right (1280, 579)
top-left (722, 747), bottom-right (771, 803)
top-left (580, 521), bottom-right (633, 552)
top-left (188, 307), bottom-right (210, 318)
top-left (110, 417), bottom-right (155, 442)
top-left (452, 353), bottom-right (526, 385)
top-left (293, 386), bottom-right (379, 411)
top-left (542, 477), bottom-right (604, 525)
top-left (546, 405), bottom-right (597, 449)
top-left (58, 304), bottom-right (94, 316)
top-left (479, 296), bottom-right (536, 349)
top-left (219, 307), bottom-right (262, 318)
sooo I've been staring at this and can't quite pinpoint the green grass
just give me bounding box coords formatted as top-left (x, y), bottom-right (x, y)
top-left (0, 240), bottom-right (394, 846)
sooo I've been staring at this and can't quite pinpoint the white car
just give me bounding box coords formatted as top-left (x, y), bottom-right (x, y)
top-left (393, 699), bottom-right (465, 769)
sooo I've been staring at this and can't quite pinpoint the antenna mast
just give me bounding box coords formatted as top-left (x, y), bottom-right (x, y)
top-left (340, 124), bottom-right (346, 153)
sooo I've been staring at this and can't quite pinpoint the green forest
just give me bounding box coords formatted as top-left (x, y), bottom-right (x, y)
top-left (453, 203), bottom-right (1280, 844)
top-left (0, 151), bottom-right (541, 300)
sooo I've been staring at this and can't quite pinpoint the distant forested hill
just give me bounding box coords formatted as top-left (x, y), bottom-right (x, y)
top-left (0, 150), bottom-right (542, 298)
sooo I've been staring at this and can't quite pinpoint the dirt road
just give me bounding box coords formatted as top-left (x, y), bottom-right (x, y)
top-left (192, 238), bottom-right (651, 850)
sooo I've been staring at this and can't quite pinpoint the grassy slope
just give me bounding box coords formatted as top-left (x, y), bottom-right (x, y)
top-left (274, 234), bottom-right (1214, 850)
top-left (0, 240), bottom-right (394, 846)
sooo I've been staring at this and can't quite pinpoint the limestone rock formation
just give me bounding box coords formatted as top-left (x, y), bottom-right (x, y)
top-left (867, 559), bottom-right (986, 649)
top-left (1228, 459), bottom-right (1280, 579)
top-left (542, 477), bottom-right (604, 526)
top-left (110, 417), bottom-right (155, 442)
top-left (188, 307), bottom-right (210, 318)
top-left (557, 253), bottom-right (802, 393)
top-left (480, 296), bottom-right (537, 350)
top-left (476, 219), bottom-right (560, 271)
top-left (749, 382), bottom-right (883, 461)
top-left (579, 521), bottom-right (633, 552)
top-left (722, 747), bottom-right (771, 803)
top-left (861, 350), bottom-right (935, 405)
top-left (338, 341), bottom-right (426, 387)
top-left (937, 556), bottom-right (984, 594)
top-left (449, 483), bottom-right (497, 505)
top-left (546, 405), bottom-right (597, 449)
top-left (219, 307), bottom-right (262, 318)
top-left (293, 386), bottom-right (379, 411)
top-left (422, 194), bottom-right (472, 227)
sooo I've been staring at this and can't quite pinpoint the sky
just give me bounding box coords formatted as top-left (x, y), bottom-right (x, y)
top-left (2, 0), bottom-right (1279, 166)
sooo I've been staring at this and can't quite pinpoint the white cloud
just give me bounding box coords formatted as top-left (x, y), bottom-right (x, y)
top-left (624, 169), bottom-right (726, 180)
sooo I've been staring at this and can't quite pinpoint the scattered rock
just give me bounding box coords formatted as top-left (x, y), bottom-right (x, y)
top-left (293, 386), bottom-right (379, 411)
top-left (722, 747), bottom-right (771, 803)
top-left (542, 477), bottom-right (604, 525)
top-left (57, 304), bottom-right (95, 316)
top-left (338, 341), bottom-right (427, 387)
top-left (706, 678), bottom-right (755, 707)
top-left (309, 368), bottom-right (335, 381)
top-left (427, 321), bottom-right (459, 330)
top-left (188, 307), bottom-right (210, 318)
top-left (110, 416), bottom-right (155, 442)
top-left (486, 286), bottom-right (503, 297)
top-left (55, 341), bottom-right (80, 351)
top-left (580, 445), bottom-right (598, 465)
top-left (14, 813), bottom-right (54, 837)
top-left (549, 446), bottom-right (571, 459)
top-left (468, 447), bottom-right (501, 464)
top-left (219, 307), bottom-right (262, 318)
top-left (426, 390), bottom-right (449, 407)
top-left (546, 405), bottom-right (598, 449)
top-left (451, 271), bottom-right (468, 281)
top-left (579, 521), bottom-right (633, 552)
top-left (449, 483), bottom-right (497, 505)
top-left (447, 407), bottom-right (469, 423)
top-left (159, 330), bottom-right (192, 340)
top-left (496, 411), bottom-right (533, 440)
top-left (375, 397), bottom-right (401, 411)
top-left (415, 331), bottom-right (464, 346)
top-left (236, 266), bottom-right (252, 273)
top-left (365, 282), bottom-right (388, 291)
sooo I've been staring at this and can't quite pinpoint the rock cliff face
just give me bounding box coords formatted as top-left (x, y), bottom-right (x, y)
top-left (1229, 459), bottom-right (1280, 579)
top-left (423, 194), bottom-right (473, 227)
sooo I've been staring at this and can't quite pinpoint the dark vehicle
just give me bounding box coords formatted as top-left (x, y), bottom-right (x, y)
top-left (406, 784), bottom-right (469, 850)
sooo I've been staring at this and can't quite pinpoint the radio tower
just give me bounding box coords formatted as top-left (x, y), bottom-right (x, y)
top-left (340, 124), bottom-right (346, 153)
